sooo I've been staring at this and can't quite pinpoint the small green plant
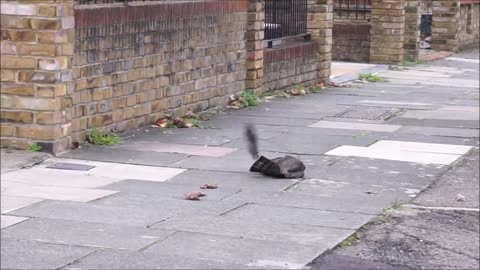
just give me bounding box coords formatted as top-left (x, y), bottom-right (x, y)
top-left (358, 73), bottom-right (385, 83)
top-left (401, 58), bottom-right (426, 66)
top-left (26, 143), bottom-right (42, 152)
top-left (85, 128), bottom-right (119, 145)
top-left (239, 90), bottom-right (260, 106)
top-left (309, 86), bottom-right (323, 93)
top-left (382, 198), bottom-right (402, 212)
top-left (339, 232), bottom-right (360, 247)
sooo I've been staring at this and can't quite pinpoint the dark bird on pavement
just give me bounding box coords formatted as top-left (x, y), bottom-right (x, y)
top-left (244, 124), bottom-right (305, 179)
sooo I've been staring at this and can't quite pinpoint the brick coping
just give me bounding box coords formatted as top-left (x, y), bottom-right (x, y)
top-left (264, 42), bottom-right (317, 64)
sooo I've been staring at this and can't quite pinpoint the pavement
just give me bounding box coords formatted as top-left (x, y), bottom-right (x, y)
top-left (1, 50), bottom-right (479, 269)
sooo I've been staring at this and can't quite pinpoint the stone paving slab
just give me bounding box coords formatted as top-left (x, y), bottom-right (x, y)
top-left (60, 147), bottom-right (187, 166)
top-left (40, 158), bottom-right (186, 182)
top-left (2, 168), bottom-right (119, 189)
top-left (388, 117), bottom-right (480, 129)
top-left (1, 195), bottom-right (44, 214)
top-left (1, 215), bottom-right (30, 229)
top-left (309, 120), bottom-right (402, 132)
top-left (326, 145), bottom-right (462, 165)
top-left (369, 140), bottom-right (473, 155)
top-left (221, 203), bottom-right (374, 230)
top-left (1, 218), bottom-right (175, 251)
top-left (206, 114), bottom-right (319, 129)
top-left (2, 181), bottom-right (118, 203)
top-left (397, 126), bottom-right (480, 138)
top-left (166, 169), bottom-right (297, 191)
top-left (99, 180), bottom-right (242, 201)
top-left (1, 238), bottom-right (96, 270)
top-left (62, 249), bottom-right (257, 270)
top-left (402, 109), bottom-right (479, 121)
top-left (152, 213), bottom-right (354, 246)
top-left (0, 149), bottom-right (51, 174)
top-left (142, 231), bottom-right (324, 269)
top-left (119, 141), bottom-right (238, 157)
top-left (10, 200), bottom-right (221, 227)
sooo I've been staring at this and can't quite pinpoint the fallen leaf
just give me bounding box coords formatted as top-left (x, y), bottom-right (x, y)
top-left (455, 194), bottom-right (466, 202)
top-left (185, 192), bottom-right (207, 200)
top-left (200, 184), bottom-right (218, 189)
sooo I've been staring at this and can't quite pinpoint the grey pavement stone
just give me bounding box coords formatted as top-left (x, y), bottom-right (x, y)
top-left (398, 126), bottom-right (480, 138)
top-left (118, 141), bottom-right (237, 157)
top-left (60, 147), bottom-right (187, 166)
top-left (226, 104), bottom-right (350, 120)
top-left (206, 114), bottom-right (318, 129)
top-left (46, 162), bottom-right (95, 171)
top-left (165, 169), bottom-right (297, 191)
top-left (1, 238), bottom-right (96, 270)
top-left (362, 132), bottom-right (479, 147)
top-left (221, 203), bottom-right (374, 230)
top-left (1, 218), bottom-right (174, 251)
top-left (0, 148), bottom-right (50, 174)
top-left (152, 213), bottom-right (354, 247)
top-left (99, 180), bottom-right (242, 201)
top-left (1, 215), bottom-right (30, 229)
top-left (309, 253), bottom-right (406, 269)
top-left (63, 249), bottom-right (257, 270)
top-left (1, 195), bottom-right (44, 214)
top-left (142, 231), bottom-right (324, 269)
top-left (388, 117), bottom-right (480, 129)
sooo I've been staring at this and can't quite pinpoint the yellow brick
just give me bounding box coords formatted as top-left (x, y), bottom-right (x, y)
top-left (16, 124), bottom-right (62, 140)
top-left (18, 44), bottom-right (57, 57)
top-left (36, 111), bottom-right (63, 124)
top-left (15, 97), bottom-right (61, 111)
top-left (36, 85), bottom-right (55, 97)
top-left (38, 5), bottom-right (57, 17)
top-left (0, 124), bottom-right (15, 137)
top-left (29, 18), bottom-right (61, 30)
top-left (0, 56), bottom-right (36, 69)
top-left (0, 83), bottom-right (34, 96)
top-left (1, 70), bottom-right (16, 82)
top-left (37, 31), bottom-right (68, 44)
top-left (0, 110), bottom-right (33, 123)
top-left (1, 30), bottom-right (35, 42)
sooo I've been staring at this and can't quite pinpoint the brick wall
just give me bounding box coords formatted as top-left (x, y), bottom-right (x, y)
top-left (263, 42), bottom-right (318, 92)
top-left (332, 23), bottom-right (371, 62)
top-left (0, 0), bottom-right (75, 153)
top-left (458, 3), bottom-right (480, 50)
top-left (71, 1), bottom-right (248, 142)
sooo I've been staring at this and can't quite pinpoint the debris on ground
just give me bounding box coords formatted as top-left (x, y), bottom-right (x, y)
top-left (329, 82), bottom-right (352, 88)
top-left (200, 184), bottom-right (218, 189)
top-left (184, 192), bottom-right (207, 200)
top-left (226, 94), bottom-right (247, 109)
top-left (151, 110), bottom-right (203, 129)
top-left (289, 84), bottom-right (307, 96)
top-left (455, 193), bottom-right (466, 202)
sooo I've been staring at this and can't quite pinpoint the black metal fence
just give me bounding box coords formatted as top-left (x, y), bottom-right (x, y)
top-left (334, 0), bottom-right (371, 20)
top-left (264, 0), bottom-right (309, 47)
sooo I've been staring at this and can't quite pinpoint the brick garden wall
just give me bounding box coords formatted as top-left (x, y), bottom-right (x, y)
top-left (458, 3), bottom-right (480, 50)
top-left (263, 42), bottom-right (318, 92)
top-left (71, 1), bottom-right (248, 142)
top-left (332, 23), bottom-right (371, 62)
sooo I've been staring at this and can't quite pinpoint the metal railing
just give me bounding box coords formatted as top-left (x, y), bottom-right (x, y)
top-left (334, 0), bottom-right (371, 20)
top-left (264, 0), bottom-right (309, 48)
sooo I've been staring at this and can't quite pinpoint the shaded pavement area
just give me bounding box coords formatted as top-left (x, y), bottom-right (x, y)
top-left (1, 50), bottom-right (479, 269)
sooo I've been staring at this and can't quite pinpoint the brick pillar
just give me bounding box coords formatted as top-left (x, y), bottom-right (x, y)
top-left (404, 0), bottom-right (421, 60)
top-left (431, 0), bottom-right (460, 52)
top-left (307, 0), bottom-right (333, 85)
top-left (0, 0), bottom-right (75, 154)
top-left (370, 0), bottom-right (406, 64)
top-left (245, 0), bottom-right (265, 94)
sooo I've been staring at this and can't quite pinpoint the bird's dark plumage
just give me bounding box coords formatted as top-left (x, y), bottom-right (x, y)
top-left (245, 123), bottom-right (305, 179)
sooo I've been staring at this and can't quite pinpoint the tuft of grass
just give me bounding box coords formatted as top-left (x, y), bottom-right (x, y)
top-left (26, 143), bottom-right (42, 152)
top-left (85, 128), bottom-right (119, 145)
top-left (383, 198), bottom-right (402, 212)
top-left (239, 90), bottom-right (260, 107)
top-left (359, 73), bottom-right (385, 82)
top-left (309, 86), bottom-right (323, 93)
top-left (339, 232), bottom-right (360, 247)
top-left (401, 58), bottom-right (426, 67)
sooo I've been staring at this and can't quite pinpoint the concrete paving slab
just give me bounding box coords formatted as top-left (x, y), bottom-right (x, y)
top-left (1, 195), bottom-right (44, 214)
top-left (2, 168), bottom-right (119, 189)
top-left (9, 200), bottom-right (191, 227)
top-left (143, 231), bottom-right (324, 269)
top-left (357, 99), bottom-right (433, 106)
top-left (153, 213), bottom-right (354, 247)
top-left (379, 70), bottom-right (451, 79)
top-left (60, 147), bottom-right (187, 166)
top-left (397, 126), bottom-right (480, 138)
top-left (221, 203), bottom-right (374, 230)
top-left (325, 145), bottom-right (462, 165)
top-left (1, 238), bottom-right (96, 270)
top-left (369, 140), bottom-right (473, 155)
top-left (446, 57), bottom-right (480, 64)
top-left (119, 142), bottom-right (237, 157)
top-left (1, 215), bottom-right (29, 229)
top-left (0, 149), bottom-right (51, 174)
top-left (41, 158), bottom-right (186, 182)
top-left (62, 249), bottom-right (257, 270)
top-left (166, 169), bottom-right (297, 191)
top-left (99, 180), bottom-right (241, 201)
top-left (309, 121), bottom-right (402, 132)
top-left (2, 181), bottom-right (118, 203)
top-left (388, 117), bottom-right (480, 129)
top-left (402, 109), bottom-right (479, 121)
top-left (1, 218), bottom-right (175, 251)
top-left (206, 114), bottom-right (319, 129)
top-left (421, 78), bottom-right (479, 88)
